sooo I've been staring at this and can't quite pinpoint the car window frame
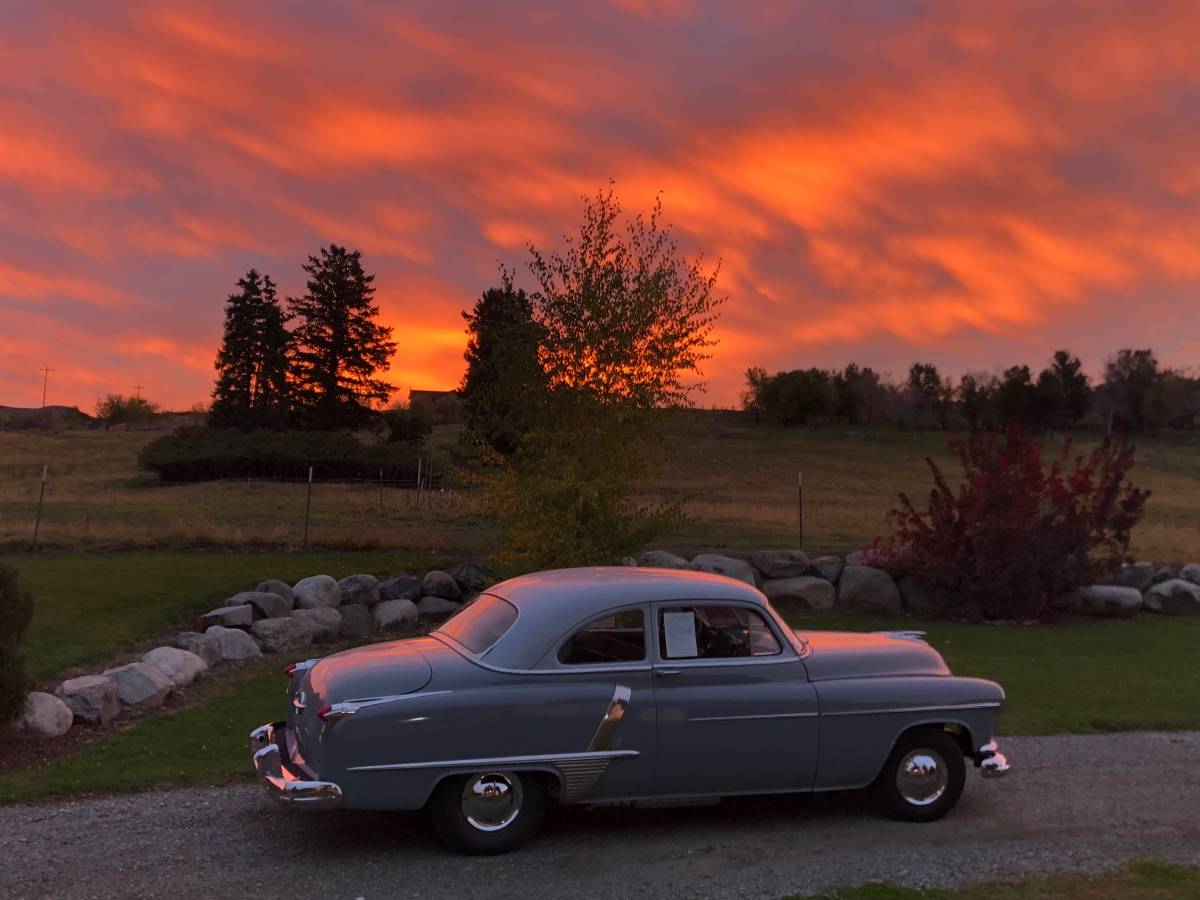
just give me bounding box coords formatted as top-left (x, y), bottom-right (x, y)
top-left (537, 602), bottom-right (652, 671)
top-left (554, 606), bottom-right (648, 667)
top-left (650, 600), bottom-right (797, 667)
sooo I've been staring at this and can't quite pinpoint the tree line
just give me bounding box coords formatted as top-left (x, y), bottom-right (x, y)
top-left (742, 349), bottom-right (1200, 431)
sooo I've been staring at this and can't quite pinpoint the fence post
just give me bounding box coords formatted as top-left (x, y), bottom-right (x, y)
top-left (302, 466), bottom-right (313, 549)
top-left (379, 468), bottom-right (384, 512)
top-left (32, 464), bottom-right (48, 551)
top-left (415, 456), bottom-right (423, 510)
top-left (797, 471), bottom-right (803, 547)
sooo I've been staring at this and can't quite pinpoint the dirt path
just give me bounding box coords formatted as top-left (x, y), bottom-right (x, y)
top-left (3, 732), bottom-right (1199, 899)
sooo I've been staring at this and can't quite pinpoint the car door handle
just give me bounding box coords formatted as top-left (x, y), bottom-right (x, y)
top-left (656, 669), bottom-right (681, 678)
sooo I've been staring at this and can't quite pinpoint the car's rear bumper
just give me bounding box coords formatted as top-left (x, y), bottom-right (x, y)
top-left (974, 739), bottom-right (1010, 778)
top-left (249, 722), bottom-right (343, 807)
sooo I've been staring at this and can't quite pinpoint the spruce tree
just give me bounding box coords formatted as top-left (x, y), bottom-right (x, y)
top-left (210, 269), bottom-right (291, 429)
top-left (287, 245), bottom-right (396, 429)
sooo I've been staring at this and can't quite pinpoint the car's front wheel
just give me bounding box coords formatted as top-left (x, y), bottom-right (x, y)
top-left (429, 771), bottom-right (547, 854)
top-left (870, 727), bottom-right (965, 822)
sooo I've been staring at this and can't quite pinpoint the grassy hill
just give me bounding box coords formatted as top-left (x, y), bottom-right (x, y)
top-left (0, 405), bottom-right (93, 430)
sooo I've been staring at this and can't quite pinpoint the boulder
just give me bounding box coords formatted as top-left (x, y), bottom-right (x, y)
top-left (422, 570), bottom-right (463, 601)
top-left (1116, 561), bottom-right (1157, 593)
top-left (174, 631), bottom-right (221, 668)
top-left (761, 576), bottom-right (834, 612)
top-left (204, 624), bottom-right (263, 661)
top-left (620, 556), bottom-right (638, 567)
top-left (291, 607), bottom-right (342, 642)
top-left (417, 595), bottom-right (461, 619)
top-left (1181, 563), bottom-right (1200, 586)
top-left (1144, 579), bottom-right (1200, 616)
top-left (143, 646), bottom-right (207, 688)
top-left (638, 550), bottom-right (690, 569)
top-left (228, 591), bottom-right (291, 620)
top-left (374, 598), bottom-right (419, 632)
top-left (200, 604), bottom-right (253, 629)
top-left (838, 565), bottom-right (902, 613)
top-left (338, 574), bottom-right (380, 607)
top-left (256, 578), bottom-right (296, 608)
top-left (751, 549), bottom-right (810, 580)
top-left (897, 575), bottom-right (952, 616)
top-left (339, 603), bottom-right (375, 639)
top-left (452, 563), bottom-right (494, 594)
top-left (103, 662), bottom-right (173, 710)
top-left (690, 554), bottom-right (758, 587)
top-left (379, 575), bottom-right (423, 602)
top-left (293, 574), bottom-right (341, 609)
top-left (1151, 566), bottom-right (1175, 587)
top-left (811, 555), bottom-right (844, 584)
top-left (55, 674), bottom-right (119, 725)
top-left (252, 617), bottom-right (315, 653)
top-left (18, 692), bottom-right (73, 738)
top-left (1064, 585), bottom-right (1143, 618)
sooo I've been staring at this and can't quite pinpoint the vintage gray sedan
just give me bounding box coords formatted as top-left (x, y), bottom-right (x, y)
top-left (250, 567), bottom-right (1009, 853)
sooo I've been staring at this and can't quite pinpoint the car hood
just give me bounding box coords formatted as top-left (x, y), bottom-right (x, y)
top-left (797, 630), bottom-right (950, 680)
top-left (306, 637), bottom-right (435, 703)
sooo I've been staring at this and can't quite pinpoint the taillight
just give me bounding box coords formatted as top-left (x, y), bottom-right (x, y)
top-left (283, 663), bottom-right (299, 678)
top-left (317, 704), bottom-right (334, 721)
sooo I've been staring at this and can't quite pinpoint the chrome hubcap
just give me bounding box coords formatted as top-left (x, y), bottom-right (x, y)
top-left (896, 750), bottom-right (948, 806)
top-left (461, 772), bottom-right (522, 832)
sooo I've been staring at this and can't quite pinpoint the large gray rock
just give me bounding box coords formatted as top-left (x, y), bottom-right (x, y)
top-left (1144, 579), bottom-right (1200, 616)
top-left (1064, 585), bottom-right (1143, 618)
top-left (338, 574), bottom-right (380, 607)
top-left (620, 556), bottom-right (638, 567)
top-left (811, 555), bottom-right (844, 584)
top-left (1116, 561), bottom-right (1157, 592)
top-left (1181, 563), bottom-right (1200, 586)
top-left (174, 631), bottom-right (220, 668)
top-left (638, 550), bottom-right (690, 569)
top-left (452, 563), bottom-right (494, 594)
top-left (143, 646), bottom-right (207, 688)
top-left (339, 603), bottom-right (375, 639)
top-left (228, 591), bottom-right (291, 620)
top-left (751, 550), bottom-right (810, 580)
top-left (761, 576), bottom-right (834, 612)
top-left (417, 595), bottom-right (461, 619)
top-left (291, 607), bottom-right (342, 642)
top-left (18, 691), bottom-right (73, 737)
top-left (256, 578), bottom-right (296, 608)
top-left (293, 574), bottom-right (341, 609)
top-left (690, 553), bottom-right (758, 586)
top-left (252, 617), bottom-right (315, 653)
top-left (55, 675), bottom-right (119, 725)
top-left (374, 598), bottom-right (419, 631)
top-left (897, 575), bottom-right (952, 616)
top-left (422, 570), bottom-right (463, 601)
top-left (103, 662), bottom-right (173, 710)
top-left (204, 624), bottom-right (263, 661)
top-left (200, 604), bottom-right (253, 629)
top-left (838, 565), bottom-right (902, 613)
top-left (380, 575), bottom-right (423, 602)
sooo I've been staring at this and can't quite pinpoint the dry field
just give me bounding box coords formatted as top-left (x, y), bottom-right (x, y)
top-left (2, 414), bottom-right (1198, 560)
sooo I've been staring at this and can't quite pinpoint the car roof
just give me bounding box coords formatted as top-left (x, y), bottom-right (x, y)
top-left (481, 566), bottom-right (766, 669)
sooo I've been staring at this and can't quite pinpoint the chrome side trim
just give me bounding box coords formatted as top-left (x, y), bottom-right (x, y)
top-left (688, 711), bottom-right (819, 722)
top-left (340, 690), bottom-right (452, 707)
top-left (652, 656), bottom-right (802, 671)
top-left (823, 702), bottom-right (1002, 717)
top-left (588, 685), bottom-right (631, 751)
top-left (346, 749), bottom-right (639, 773)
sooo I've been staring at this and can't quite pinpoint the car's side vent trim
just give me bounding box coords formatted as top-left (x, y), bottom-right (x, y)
top-left (346, 749), bottom-right (639, 774)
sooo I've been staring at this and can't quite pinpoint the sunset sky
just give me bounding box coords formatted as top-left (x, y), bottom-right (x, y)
top-left (2, 1), bottom-right (1199, 411)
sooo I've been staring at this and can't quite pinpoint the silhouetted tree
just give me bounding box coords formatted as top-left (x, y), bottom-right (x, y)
top-left (95, 394), bottom-right (160, 430)
top-left (287, 245), bottom-right (396, 430)
top-left (1100, 349), bottom-right (1162, 431)
top-left (906, 363), bottom-right (951, 428)
top-left (834, 363), bottom-right (887, 425)
top-left (210, 269), bottom-right (291, 429)
top-left (957, 372), bottom-right (997, 426)
top-left (1048, 350), bottom-right (1091, 424)
top-left (996, 365), bottom-right (1037, 425)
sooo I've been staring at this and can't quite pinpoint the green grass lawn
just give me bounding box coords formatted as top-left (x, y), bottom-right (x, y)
top-left (8, 550), bottom-right (445, 682)
top-left (805, 859), bottom-right (1200, 898)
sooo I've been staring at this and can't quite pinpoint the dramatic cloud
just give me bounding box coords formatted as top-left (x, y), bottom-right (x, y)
top-left (2, 0), bottom-right (1198, 410)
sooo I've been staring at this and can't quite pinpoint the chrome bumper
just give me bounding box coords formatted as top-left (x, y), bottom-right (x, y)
top-left (975, 740), bottom-right (1011, 778)
top-left (249, 722), bottom-right (343, 807)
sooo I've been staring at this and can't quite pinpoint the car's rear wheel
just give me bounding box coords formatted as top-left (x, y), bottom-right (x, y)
top-left (870, 727), bottom-right (965, 822)
top-left (430, 771), bottom-right (546, 854)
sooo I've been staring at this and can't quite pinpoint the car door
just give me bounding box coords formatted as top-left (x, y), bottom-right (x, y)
top-left (651, 601), bottom-right (820, 797)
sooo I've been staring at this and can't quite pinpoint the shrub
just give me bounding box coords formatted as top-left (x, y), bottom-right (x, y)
top-left (138, 428), bottom-right (425, 483)
top-left (875, 425), bottom-right (1150, 620)
top-left (0, 563), bottom-right (34, 727)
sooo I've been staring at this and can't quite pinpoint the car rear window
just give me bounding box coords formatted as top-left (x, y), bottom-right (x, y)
top-left (435, 593), bottom-right (518, 655)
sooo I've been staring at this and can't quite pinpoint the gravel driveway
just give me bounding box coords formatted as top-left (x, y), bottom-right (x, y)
top-left (3, 732), bottom-right (1199, 899)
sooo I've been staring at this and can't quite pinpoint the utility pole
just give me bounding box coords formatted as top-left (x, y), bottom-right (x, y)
top-left (40, 367), bottom-right (54, 408)
top-left (133, 384), bottom-right (144, 401)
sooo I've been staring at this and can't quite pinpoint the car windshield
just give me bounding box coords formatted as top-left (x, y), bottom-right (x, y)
top-left (435, 593), bottom-right (518, 655)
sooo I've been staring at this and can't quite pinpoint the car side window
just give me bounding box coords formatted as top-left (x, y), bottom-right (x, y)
top-left (558, 609), bottom-right (646, 665)
top-left (659, 605), bottom-right (782, 660)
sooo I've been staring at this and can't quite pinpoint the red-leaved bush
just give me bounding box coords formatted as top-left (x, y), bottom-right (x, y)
top-left (875, 426), bottom-right (1150, 620)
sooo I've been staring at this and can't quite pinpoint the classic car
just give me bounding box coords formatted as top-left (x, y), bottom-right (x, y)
top-left (250, 567), bottom-right (1009, 853)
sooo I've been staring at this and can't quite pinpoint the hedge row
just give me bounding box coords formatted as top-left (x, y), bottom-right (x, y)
top-left (137, 428), bottom-right (429, 482)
